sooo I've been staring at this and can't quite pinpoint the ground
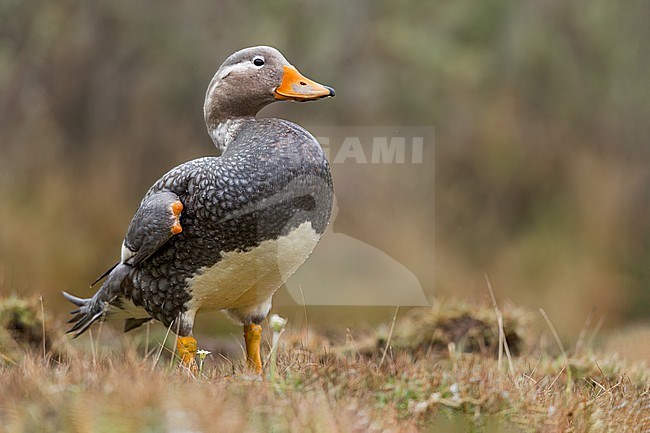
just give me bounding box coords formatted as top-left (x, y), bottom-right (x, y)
top-left (0, 296), bottom-right (648, 433)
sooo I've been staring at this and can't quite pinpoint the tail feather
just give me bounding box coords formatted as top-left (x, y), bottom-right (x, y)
top-left (62, 293), bottom-right (105, 337)
top-left (66, 312), bottom-right (84, 324)
top-left (63, 263), bottom-right (132, 338)
top-left (62, 291), bottom-right (87, 307)
top-left (67, 309), bottom-right (104, 336)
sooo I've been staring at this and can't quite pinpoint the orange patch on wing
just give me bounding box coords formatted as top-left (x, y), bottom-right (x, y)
top-left (171, 201), bottom-right (183, 216)
top-left (170, 200), bottom-right (183, 234)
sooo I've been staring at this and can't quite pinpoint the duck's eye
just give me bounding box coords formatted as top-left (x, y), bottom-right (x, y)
top-left (252, 57), bottom-right (265, 67)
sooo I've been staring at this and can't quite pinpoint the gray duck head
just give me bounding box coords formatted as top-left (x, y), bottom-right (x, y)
top-left (203, 46), bottom-right (335, 143)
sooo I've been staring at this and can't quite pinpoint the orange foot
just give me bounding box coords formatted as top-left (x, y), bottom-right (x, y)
top-left (170, 200), bottom-right (183, 234)
top-left (177, 335), bottom-right (197, 373)
top-left (244, 323), bottom-right (263, 374)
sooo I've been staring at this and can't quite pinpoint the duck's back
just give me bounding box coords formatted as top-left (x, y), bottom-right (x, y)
top-left (124, 118), bottom-right (333, 325)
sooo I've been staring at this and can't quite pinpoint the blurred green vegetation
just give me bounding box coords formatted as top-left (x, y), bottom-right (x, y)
top-left (0, 0), bottom-right (648, 335)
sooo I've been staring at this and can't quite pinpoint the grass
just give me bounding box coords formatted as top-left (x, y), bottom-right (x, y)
top-left (0, 296), bottom-right (648, 432)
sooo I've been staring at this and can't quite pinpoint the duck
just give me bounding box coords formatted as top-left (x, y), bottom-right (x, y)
top-left (63, 46), bottom-right (335, 373)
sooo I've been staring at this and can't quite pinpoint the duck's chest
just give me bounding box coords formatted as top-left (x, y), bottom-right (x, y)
top-left (184, 220), bottom-right (321, 311)
top-left (182, 146), bottom-right (333, 253)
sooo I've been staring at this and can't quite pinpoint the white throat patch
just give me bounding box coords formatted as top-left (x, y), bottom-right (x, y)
top-left (208, 119), bottom-right (243, 153)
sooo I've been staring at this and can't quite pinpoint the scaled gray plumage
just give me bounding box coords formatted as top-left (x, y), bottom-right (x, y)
top-left (64, 46), bottom-right (335, 352)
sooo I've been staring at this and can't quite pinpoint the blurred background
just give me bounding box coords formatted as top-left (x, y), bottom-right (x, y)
top-left (0, 0), bottom-right (648, 339)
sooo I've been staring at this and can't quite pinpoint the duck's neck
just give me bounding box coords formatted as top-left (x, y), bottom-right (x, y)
top-left (203, 76), bottom-right (273, 153)
top-left (206, 117), bottom-right (253, 153)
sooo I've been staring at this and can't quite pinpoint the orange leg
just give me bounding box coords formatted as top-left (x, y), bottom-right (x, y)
top-left (177, 335), bottom-right (197, 372)
top-left (244, 324), bottom-right (263, 374)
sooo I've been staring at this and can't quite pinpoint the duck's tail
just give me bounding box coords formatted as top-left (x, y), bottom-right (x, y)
top-left (63, 263), bottom-right (132, 337)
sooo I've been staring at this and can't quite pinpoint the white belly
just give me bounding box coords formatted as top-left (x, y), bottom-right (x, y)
top-left (185, 221), bottom-right (320, 312)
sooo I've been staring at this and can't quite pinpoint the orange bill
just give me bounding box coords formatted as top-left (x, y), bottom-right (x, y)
top-left (274, 65), bottom-right (335, 101)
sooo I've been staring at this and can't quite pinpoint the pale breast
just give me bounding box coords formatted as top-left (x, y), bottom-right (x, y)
top-left (184, 221), bottom-right (321, 312)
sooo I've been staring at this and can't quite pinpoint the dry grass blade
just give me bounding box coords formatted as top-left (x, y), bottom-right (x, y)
top-left (88, 328), bottom-right (96, 366)
top-left (587, 316), bottom-right (605, 349)
top-left (575, 309), bottom-right (594, 355)
top-left (539, 308), bottom-right (567, 361)
top-left (152, 322), bottom-right (173, 371)
top-left (484, 274), bottom-right (515, 378)
top-left (39, 295), bottom-right (46, 360)
top-left (379, 305), bottom-right (399, 369)
top-left (298, 283), bottom-right (309, 344)
top-left (539, 308), bottom-right (573, 394)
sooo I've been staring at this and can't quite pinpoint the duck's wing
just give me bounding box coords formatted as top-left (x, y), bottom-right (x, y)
top-left (120, 190), bottom-right (185, 267)
top-left (65, 190), bottom-right (183, 336)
